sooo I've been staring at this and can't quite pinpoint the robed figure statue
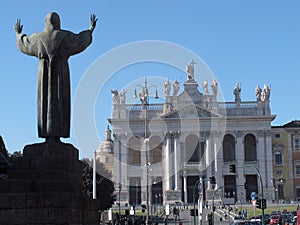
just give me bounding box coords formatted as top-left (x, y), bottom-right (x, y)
top-left (14, 12), bottom-right (97, 142)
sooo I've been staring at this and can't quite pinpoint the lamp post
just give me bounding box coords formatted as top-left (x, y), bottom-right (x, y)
top-left (119, 183), bottom-right (122, 219)
top-left (93, 150), bottom-right (97, 200)
top-left (136, 180), bottom-right (139, 205)
top-left (192, 177), bottom-right (203, 225)
top-left (159, 193), bottom-right (162, 213)
top-left (212, 185), bottom-right (225, 225)
top-left (134, 78), bottom-right (159, 225)
top-left (155, 194), bottom-right (158, 216)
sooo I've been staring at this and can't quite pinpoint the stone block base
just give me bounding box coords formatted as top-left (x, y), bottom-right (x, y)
top-left (0, 141), bottom-right (100, 225)
top-left (0, 192), bottom-right (99, 225)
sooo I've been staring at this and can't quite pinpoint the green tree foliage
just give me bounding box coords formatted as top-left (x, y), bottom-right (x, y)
top-left (81, 158), bottom-right (116, 210)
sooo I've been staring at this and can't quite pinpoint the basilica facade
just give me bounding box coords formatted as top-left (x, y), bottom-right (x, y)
top-left (97, 62), bottom-right (275, 207)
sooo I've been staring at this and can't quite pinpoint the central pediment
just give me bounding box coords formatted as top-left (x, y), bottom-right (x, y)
top-left (161, 104), bottom-right (221, 119)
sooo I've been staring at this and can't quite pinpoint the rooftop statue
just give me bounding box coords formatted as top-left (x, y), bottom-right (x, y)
top-left (186, 60), bottom-right (195, 80)
top-left (14, 12), bottom-right (97, 142)
top-left (164, 79), bottom-right (171, 96)
top-left (120, 89), bottom-right (127, 104)
top-left (202, 80), bottom-right (209, 95)
top-left (261, 84), bottom-right (271, 102)
top-left (233, 83), bottom-right (241, 102)
top-left (255, 85), bottom-right (262, 101)
top-left (111, 89), bottom-right (120, 104)
top-left (211, 79), bottom-right (218, 100)
top-left (173, 80), bottom-right (180, 96)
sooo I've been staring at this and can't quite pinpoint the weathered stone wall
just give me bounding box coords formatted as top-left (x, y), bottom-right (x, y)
top-left (0, 142), bottom-right (100, 225)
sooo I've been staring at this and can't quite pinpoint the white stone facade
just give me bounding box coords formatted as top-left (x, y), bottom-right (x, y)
top-left (105, 67), bottom-right (275, 206)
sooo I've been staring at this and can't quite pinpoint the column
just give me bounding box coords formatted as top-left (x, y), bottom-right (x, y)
top-left (113, 133), bottom-right (120, 185)
top-left (183, 172), bottom-right (188, 204)
top-left (205, 139), bottom-right (212, 189)
top-left (121, 134), bottom-right (128, 191)
top-left (214, 135), bottom-right (222, 189)
top-left (174, 131), bottom-right (181, 190)
top-left (235, 133), bottom-right (244, 190)
top-left (164, 132), bottom-right (171, 191)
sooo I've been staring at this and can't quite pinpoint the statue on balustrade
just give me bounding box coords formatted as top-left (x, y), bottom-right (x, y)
top-left (111, 89), bottom-right (120, 104)
top-left (165, 79), bottom-right (171, 96)
top-left (233, 83), bottom-right (241, 102)
top-left (186, 61), bottom-right (195, 80)
top-left (202, 80), bottom-right (209, 95)
top-left (120, 89), bottom-right (127, 104)
top-left (173, 80), bottom-right (180, 96)
top-left (255, 85), bottom-right (262, 101)
top-left (261, 84), bottom-right (271, 102)
top-left (211, 79), bottom-right (218, 100)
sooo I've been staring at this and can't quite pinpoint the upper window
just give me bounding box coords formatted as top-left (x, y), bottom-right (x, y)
top-left (244, 134), bottom-right (257, 162)
top-left (274, 151), bottom-right (283, 165)
top-left (185, 134), bottom-right (204, 163)
top-left (275, 133), bottom-right (281, 139)
top-left (295, 138), bottom-right (300, 149)
top-left (223, 134), bottom-right (236, 163)
top-left (128, 136), bottom-right (141, 166)
top-left (149, 136), bottom-right (162, 164)
top-left (295, 164), bottom-right (300, 176)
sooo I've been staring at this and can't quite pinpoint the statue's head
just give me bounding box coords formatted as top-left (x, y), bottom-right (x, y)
top-left (44, 12), bottom-right (61, 31)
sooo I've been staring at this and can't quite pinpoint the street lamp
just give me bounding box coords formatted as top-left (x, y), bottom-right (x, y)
top-left (115, 182), bottom-right (121, 223)
top-left (159, 193), bottom-right (162, 213)
top-left (136, 180), bottom-right (139, 205)
top-left (133, 78), bottom-right (159, 225)
top-left (155, 194), bottom-right (158, 216)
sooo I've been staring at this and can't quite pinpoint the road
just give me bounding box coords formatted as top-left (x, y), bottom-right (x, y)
top-left (160, 208), bottom-right (233, 225)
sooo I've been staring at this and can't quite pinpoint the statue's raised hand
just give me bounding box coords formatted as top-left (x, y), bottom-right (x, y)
top-left (89, 14), bottom-right (98, 33)
top-left (14, 19), bottom-right (23, 34)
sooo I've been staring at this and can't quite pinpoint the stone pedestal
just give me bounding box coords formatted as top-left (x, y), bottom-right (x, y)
top-left (0, 141), bottom-right (99, 225)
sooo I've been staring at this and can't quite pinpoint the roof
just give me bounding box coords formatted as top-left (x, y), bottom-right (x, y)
top-left (283, 120), bottom-right (300, 128)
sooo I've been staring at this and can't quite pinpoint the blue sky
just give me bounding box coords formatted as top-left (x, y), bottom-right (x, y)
top-left (1, 1), bottom-right (300, 158)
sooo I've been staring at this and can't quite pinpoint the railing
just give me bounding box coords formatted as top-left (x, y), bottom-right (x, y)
top-left (184, 161), bottom-right (206, 170)
top-left (218, 101), bottom-right (258, 109)
top-left (124, 103), bottom-right (164, 111)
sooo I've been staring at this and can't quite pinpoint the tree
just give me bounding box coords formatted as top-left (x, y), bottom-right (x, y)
top-left (0, 136), bottom-right (11, 174)
top-left (7, 151), bottom-right (22, 168)
top-left (0, 136), bottom-right (8, 159)
top-left (81, 158), bottom-right (116, 210)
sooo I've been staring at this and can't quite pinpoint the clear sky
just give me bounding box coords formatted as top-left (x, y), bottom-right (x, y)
top-left (1, 1), bottom-right (300, 159)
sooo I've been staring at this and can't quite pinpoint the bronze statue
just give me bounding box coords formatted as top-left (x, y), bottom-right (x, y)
top-left (14, 12), bottom-right (97, 142)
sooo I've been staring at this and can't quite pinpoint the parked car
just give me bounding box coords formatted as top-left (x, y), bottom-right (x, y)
top-left (264, 214), bottom-right (271, 224)
top-left (270, 215), bottom-right (282, 225)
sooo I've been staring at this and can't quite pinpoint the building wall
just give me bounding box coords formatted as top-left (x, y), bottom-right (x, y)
top-left (271, 127), bottom-right (291, 201)
top-left (106, 76), bottom-right (275, 206)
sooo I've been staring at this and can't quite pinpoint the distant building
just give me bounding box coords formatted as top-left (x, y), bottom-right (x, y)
top-left (272, 120), bottom-right (300, 201)
top-left (99, 62), bottom-right (276, 206)
top-left (95, 126), bottom-right (114, 179)
top-left (271, 125), bottom-right (290, 202)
